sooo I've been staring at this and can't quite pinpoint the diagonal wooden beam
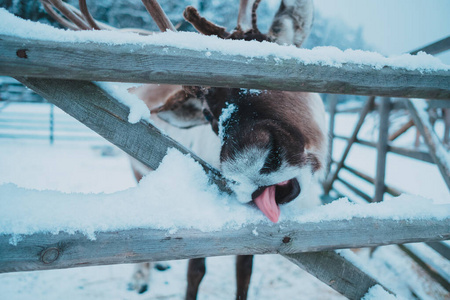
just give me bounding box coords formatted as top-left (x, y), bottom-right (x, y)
top-left (389, 119), bottom-right (414, 142)
top-left (405, 99), bottom-right (450, 189)
top-left (283, 251), bottom-right (394, 299)
top-left (15, 77), bottom-right (232, 194)
top-left (410, 36), bottom-right (450, 55)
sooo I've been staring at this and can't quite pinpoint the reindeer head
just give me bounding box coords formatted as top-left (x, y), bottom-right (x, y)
top-left (155, 0), bottom-right (325, 222)
top-left (41, 0), bottom-right (324, 223)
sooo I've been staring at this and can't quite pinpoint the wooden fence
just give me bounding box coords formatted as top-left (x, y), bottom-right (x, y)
top-left (0, 17), bottom-right (449, 299)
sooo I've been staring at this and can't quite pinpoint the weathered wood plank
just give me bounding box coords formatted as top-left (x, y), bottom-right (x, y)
top-left (0, 217), bottom-right (448, 273)
top-left (405, 99), bottom-right (450, 189)
top-left (374, 97), bottom-right (391, 202)
top-left (1, 35), bottom-right (450, 99)
top-left (283, 251), bottom-right (393, 299)
top-left (15, 77), bottom-right (231, 193)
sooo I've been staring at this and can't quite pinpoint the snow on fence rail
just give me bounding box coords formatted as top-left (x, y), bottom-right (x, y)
top-left (1, 172), bottom-right (449, 274)
top-left (0, 10), bottom-right (450, 99)
top-left (1, 215), bottom-right (448, 274)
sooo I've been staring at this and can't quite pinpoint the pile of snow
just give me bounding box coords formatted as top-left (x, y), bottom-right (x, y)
top-left (1, 147), bottom-right (448, 243)
top-left (363, 285), bottom-right (399, 300)
top-left (96, 82), bottom-right (151, 124)
top-left (1, 9), bottom-right (449, 72)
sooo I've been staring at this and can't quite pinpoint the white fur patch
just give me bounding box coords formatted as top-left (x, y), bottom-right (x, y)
top-left (218, 102), bottom-right (238, 145)
top-left (221, 146), bottom-right (316, 204)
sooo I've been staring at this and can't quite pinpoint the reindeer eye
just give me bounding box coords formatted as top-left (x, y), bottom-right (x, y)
top-left (203, 109), bottom-right (213, 122)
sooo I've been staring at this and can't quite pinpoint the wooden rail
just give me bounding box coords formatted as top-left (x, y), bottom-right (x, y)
top-left (1, 216), bottom-right (448, 274)
top-left (1, 34), bottom-right (450, 99)
top-left (333, 135), bottom-right (435, 164)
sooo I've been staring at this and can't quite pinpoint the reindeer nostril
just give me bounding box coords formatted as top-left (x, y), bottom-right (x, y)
top-left (275, 178), bottom-right (300, 204)
top-left (260, 141), bottom-right (281, 174)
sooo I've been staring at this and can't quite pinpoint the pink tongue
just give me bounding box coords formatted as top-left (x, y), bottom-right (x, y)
top-left (254, 185), bottom-right (280, 223)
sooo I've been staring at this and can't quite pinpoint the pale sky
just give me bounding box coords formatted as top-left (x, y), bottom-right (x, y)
top-left (314, 0), bottom-right (450, 63)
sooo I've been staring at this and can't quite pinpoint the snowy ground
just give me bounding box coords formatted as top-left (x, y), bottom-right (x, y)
top-left (0, 102), bottom-right (448, 299)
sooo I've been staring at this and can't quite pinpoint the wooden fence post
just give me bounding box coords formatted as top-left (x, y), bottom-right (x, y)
top-left (327, 94), bottom-right (338, 176)
top-left (374, 97), bottom-right (391, 202)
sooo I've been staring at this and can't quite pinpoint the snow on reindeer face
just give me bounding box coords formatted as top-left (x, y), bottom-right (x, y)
top-left (203, 87), bottom-right (326, 222)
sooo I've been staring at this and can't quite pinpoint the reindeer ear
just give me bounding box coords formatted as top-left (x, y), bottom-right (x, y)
top-left (153, 90), bottom-right (208, 129)
top-left (268, 0), bottom-right (314, 47)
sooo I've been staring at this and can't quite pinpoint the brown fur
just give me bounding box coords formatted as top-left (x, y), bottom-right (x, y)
top-left (202, 88), bottom-right (325, 171)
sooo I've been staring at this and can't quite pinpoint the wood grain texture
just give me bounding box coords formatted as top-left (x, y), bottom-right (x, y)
top-left (1, 35), bottom-right (449, 99)
top-left (283, 251), bottom-right (394, 300)
top-left (15, 77), bottom-right (231, 193)
top-left (0, 217), bottom-right (448, 273)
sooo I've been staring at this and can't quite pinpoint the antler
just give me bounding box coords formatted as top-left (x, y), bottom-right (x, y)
top-left (78, 0), bottom-right (100, 30)
top-left (184, 0), bottom-right (269, 42)
top-left (39, 0), bottom-right (144, 32)
top-left (237, 0), bottom-right (250, 31)
top-left (251, 0), bottom-right (262, 33)
top-left (141, 0), bottom-right (175, 32)
top-left (183, 6), bottom-right (230, 38)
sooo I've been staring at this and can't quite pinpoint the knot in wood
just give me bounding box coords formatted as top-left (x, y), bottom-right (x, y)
top-left (282, 236), bottom-right (291, 244)
top-left (41, 247), bottom-right (60, 264)
top-left (16, 49), bottom-right (28, 59)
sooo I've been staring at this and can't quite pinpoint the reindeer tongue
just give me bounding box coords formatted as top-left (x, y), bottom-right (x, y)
top-left (253, 185), bottom-right (280, 223)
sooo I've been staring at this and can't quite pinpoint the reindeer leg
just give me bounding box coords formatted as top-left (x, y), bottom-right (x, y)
top-left (236, 255), bottom-right (253, 300)
top-left (186, 258), bottom-right (206, 300)
top-left (128, 262), bottom-right (151, 294)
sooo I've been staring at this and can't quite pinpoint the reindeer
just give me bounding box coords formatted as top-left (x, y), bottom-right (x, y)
top-left (40, 0), bottom-right (326, 299)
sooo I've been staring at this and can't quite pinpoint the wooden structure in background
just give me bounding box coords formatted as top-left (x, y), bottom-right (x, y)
top-left (322, 37), bottom-right (450, 296)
